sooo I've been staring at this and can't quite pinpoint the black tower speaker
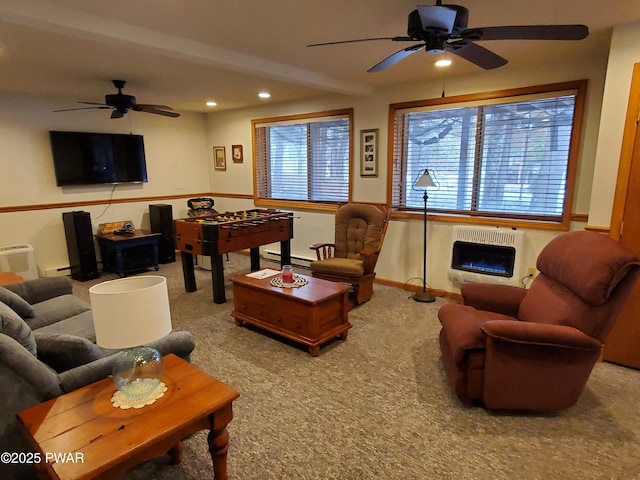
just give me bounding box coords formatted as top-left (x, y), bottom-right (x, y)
top-left (149, 204), bottom-right (176, 263)
top-left (62, 211), bottom-right (99, 281)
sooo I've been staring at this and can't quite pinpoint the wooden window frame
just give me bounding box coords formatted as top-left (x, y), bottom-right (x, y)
top-left (386, 80), bottom-right (588, 231)
top-left (252, 109), bottom-right (353, 212)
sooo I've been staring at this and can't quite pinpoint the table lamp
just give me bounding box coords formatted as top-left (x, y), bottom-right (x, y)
top-left (412, 169), bottom-right (437, 303)
top-left (90, 275), bottom-right (172, 408)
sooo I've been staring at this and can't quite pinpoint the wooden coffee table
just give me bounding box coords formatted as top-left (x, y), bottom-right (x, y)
top-left (17, 354), bottom-right (239, 480)
top-left (230, 271), bottom-right (351, 356)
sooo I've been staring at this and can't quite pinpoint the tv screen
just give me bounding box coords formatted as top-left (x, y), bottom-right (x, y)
top-left (49, 131), bottom-right (148, 186)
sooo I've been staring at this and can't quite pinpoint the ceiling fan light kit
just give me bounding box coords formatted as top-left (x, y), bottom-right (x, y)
top-left (54, 80), bottom-right (180, 119)
top-left (309, 1), bottom-right (588, 72)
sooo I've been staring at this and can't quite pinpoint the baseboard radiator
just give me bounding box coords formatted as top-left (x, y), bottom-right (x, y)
top-left (263, 250), bottom-right (314, 269)
top-left (0, 244), bottom-right (39, 280)
top-left (447, 226), bottom-right (525, 287)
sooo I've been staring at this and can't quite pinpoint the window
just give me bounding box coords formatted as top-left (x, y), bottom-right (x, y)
top-left (389, 81), bottom-right (586, 228)
top-left (253, 109), bottom-right (352, 208)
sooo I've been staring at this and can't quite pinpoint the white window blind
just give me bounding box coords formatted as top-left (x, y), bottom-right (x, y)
top-left (254, 110), bottom-right (352, 204)
top-left (390, 82), bottom-right (586, 224)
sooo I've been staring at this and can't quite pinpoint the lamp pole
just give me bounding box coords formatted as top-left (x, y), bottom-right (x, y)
top-left (413, 184), bottom-right (436, 303)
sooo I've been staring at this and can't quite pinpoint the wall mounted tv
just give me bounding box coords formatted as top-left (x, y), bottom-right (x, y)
top-left (49, 131), bottom-right (148, 186)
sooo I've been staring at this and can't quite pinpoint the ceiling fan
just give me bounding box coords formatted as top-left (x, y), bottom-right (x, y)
top-left (308, 1), bottom-right (589, 72)
top-left (54, 80), bottom-right (180, 119)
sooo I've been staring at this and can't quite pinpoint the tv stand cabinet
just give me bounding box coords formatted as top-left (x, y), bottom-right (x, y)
top-left (96, 230), bottom-right (161, 277)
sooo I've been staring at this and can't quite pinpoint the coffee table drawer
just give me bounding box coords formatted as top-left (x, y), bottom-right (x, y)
top-left (235, 296), bottom-right (306, 334)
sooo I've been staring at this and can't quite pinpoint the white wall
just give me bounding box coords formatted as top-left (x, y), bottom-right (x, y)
top-left (0, 93), bottom-right (210, 273)
top-left (204, 49), bottom-right (609, 292)
top-left (589, 20), bottom-right (640, 228)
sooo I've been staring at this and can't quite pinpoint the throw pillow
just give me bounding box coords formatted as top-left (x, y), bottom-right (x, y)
top-left (34, 332), bottom-right (104, 372)
top-left (0, 286), bottom-right (35, 319)
top-left (0, 301), bottom-right (37, 356)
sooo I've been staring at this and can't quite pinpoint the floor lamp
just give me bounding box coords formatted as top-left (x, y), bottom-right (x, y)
top-left (413, 169), bottom-right (436, 303)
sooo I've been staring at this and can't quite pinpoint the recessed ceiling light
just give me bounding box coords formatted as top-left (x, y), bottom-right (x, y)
top-left (435, 58), bottom-right (452, 67)
top-left (206, 101), bottom-right (217, 107)
top-left (258, 92), bottom-right (271, 99)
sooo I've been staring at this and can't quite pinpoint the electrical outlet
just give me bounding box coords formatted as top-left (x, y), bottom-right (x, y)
top-left (527, 267), bottom-right (537, 277)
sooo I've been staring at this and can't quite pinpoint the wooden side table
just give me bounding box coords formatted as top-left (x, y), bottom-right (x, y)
top-left (0, 271), bottom-right (24, 285)
top-left (18, 354), bottom-right (240, 480)
top-left (96, 230), bottom-right (161, 277)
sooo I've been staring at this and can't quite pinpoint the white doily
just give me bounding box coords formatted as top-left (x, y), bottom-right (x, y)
top-left (111, 380), bottom-right (167, 409)
top-left (270, 274), bottom-right (308, 288)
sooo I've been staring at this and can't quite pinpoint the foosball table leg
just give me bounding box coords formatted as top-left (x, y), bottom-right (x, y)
top-left (250, 247), bottom-right (260, 271)
top-left (212, 254), bottom-right (226, 304)
top-left (182, 252), bottom-right (197, 292)
top-left (280, 240), bottom-right (292, 266)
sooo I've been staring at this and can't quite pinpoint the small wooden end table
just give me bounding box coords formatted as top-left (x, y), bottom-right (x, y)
top-left (231, 271), bottom-right (351, 356)
top-left (96, 230), bottom-right (161, 277)
top-left (0, 271), bottom-right (24, 285)
top-left (17, 354), bottom-right (239, 480)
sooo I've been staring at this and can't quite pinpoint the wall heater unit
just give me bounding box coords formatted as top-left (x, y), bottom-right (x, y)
top-left (0, 244), bottom-right (39, 280)
top-left (448, 226), bottom-right (525, 287)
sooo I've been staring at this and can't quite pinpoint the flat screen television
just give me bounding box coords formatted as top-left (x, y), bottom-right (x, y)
top-left (49, 131), bottom-right (148, 186)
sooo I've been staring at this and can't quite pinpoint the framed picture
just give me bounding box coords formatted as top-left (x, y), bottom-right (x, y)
top-left (232, 144), bottom-right (244, 163)
top-left (213, 146), bottom-right (226, 171)
top-left (360, 129), bottom-right (378, 177)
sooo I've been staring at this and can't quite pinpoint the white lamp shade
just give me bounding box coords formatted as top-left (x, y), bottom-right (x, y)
top-left (415, 170), bottom-right (436, 188)
top-left (89, 276), bottom-right (172, 349)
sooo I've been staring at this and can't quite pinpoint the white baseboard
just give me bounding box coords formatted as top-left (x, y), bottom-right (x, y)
top-left (263, 250), bottom-right (314, 268)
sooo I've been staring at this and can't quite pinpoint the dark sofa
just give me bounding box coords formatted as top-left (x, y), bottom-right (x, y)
top-left (0, 276), bottom-right (195, 478)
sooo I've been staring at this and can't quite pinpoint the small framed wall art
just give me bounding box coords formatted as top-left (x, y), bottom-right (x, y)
top-left (232, 144), bottom-right (244, 163)
top-left (213, 146), bottom-right (226, 171)
top-left (360, 129), bottom-right (378, 177)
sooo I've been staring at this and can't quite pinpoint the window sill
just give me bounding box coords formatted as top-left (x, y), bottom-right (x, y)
top-left (390, 210), bottom-right (573, 231)
top-left (254, 198), bottom-right (343, 213)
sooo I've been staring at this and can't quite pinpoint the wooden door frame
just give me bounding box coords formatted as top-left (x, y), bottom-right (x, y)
top-left (610, 62), bottom-right (640, 240)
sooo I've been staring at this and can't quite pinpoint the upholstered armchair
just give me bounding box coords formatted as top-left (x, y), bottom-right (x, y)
top-left (310, 203), bottom-right (389, 306)
top-left (438, 231), bottom-right (640, 411)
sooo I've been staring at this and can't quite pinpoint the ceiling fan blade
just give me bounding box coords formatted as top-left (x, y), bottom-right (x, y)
top-left (78, 101), bottom-right (110, 106)
top-left (134, 105), bottom-right (181, 118)
top-left (416, 5), bottom-right (457, 33)
top-left (307, 36), bottom-right (414, 47)
top-left (448, 42), bottom-right (508, 70)
top-left (134, 103), bottom-right (175, 111)
top-left (111, 110), bottom-right (126, 119)
top-left (53, 106), bottom-right (112, 112)
top-left (469, 24), bottom-right (589, 41)
top-left (368, 44), bottom-right (424, 73)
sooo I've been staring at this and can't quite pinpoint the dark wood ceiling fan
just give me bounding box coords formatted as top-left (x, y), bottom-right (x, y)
top-left (54, 80), bottom-right (180, 119)
top-left (308, 1), bottom-right (589, 72)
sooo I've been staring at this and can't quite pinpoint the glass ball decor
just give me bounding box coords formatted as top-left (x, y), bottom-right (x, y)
top-left (113, 346), bottom-right (164, 400)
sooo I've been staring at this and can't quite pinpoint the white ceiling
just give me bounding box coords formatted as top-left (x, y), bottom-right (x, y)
top-left (1, 0), bottom-right (639, 114)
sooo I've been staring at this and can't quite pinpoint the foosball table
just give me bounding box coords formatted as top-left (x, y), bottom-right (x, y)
top-left (175, 208), bottom-right (293, 303)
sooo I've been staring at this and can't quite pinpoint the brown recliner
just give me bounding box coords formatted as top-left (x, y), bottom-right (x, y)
top-left (309, 203), bottom-right (389, 306)
top-left (438, 231), bottom-right (640, 411)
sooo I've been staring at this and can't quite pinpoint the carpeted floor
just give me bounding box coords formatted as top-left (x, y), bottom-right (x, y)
top-left (71, 254), bottom-right (640, 480)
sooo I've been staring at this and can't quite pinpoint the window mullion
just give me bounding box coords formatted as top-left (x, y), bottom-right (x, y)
top-left (471, 106), bottom-right (484, 212)
top-left (306, 124), bottom-right (313, 198)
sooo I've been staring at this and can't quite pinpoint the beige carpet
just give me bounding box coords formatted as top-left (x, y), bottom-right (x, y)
top-left (71, 254), bottom-right (640, 480)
